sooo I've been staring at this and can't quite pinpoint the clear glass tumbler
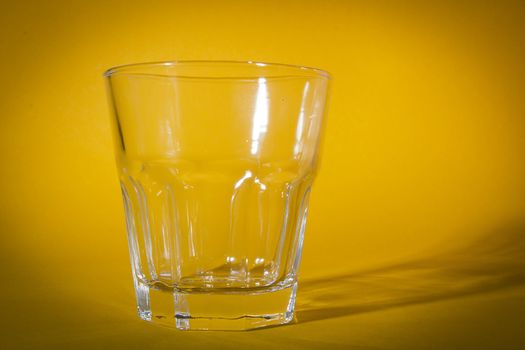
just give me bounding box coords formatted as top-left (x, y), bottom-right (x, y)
top-left (104, 61), bottom-right (330, 330)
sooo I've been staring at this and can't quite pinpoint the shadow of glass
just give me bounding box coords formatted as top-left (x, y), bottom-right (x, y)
top-left (296, 224), bottom-right (525, 323)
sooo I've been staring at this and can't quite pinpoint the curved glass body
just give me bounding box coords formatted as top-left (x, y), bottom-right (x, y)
top-left (105, 61), bottom-right (330, 330)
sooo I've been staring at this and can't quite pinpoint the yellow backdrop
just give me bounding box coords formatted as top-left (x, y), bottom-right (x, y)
top-left (1, 1), bottom-right (525, 349)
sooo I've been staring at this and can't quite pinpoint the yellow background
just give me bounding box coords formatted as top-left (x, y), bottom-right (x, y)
top-left (1, 0), bottom-right (525, 349)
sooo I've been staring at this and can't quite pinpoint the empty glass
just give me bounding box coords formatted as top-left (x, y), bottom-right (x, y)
top-left (104, 61), bottom-right (330, 330)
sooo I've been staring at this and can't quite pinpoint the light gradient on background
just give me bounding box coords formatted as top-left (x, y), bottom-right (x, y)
top-left (1, 1), bottom-right (524, 349)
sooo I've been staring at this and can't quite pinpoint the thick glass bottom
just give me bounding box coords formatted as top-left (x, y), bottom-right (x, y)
top-left (134, 280), bottom-right (297, 330)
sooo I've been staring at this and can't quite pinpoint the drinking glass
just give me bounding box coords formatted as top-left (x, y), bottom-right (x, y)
top-left (104, 61), bottom-right (330, 330)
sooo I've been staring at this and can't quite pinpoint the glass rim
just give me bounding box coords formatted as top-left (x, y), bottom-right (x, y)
top-left (103, 60), bottom-right (331, 81)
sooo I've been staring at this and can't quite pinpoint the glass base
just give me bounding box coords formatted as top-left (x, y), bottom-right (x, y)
top-left (134, 280), bottom-right (298, 330)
